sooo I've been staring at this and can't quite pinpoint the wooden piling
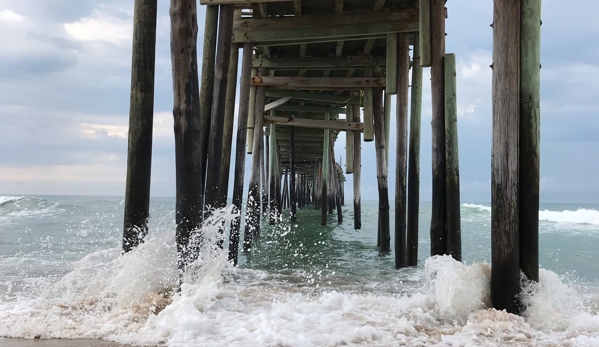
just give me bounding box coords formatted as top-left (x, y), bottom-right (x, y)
top-left (407, 34), bottom-right (423, 267)
top-left (444, 53), bottom-right (462, 261)
top-left (419, 0), bottom-right (432, 67)
top-left (321, 113), bottom-right (331, 226)
top-left (199, 5), bottom-right (218, 190)
top-left (261, 134), bottom-right (269, 214)
top-left (491, 0), bottom-right (521, 314)
top-left (269, 122), bottom-right (278, 225)
top-left (353, 104), bottom-right (362, 230)
top-left (244, 84), bottom-right (265, 251)
top-left (123, 0), bottom-right (157, 253)
top-left (363, 67), bottom-right (375, 142)
top-left (170, 0), bottom-right (203, 273)
top-left (384, 93), bottom-right (392, 163)
top-left (218, 42), bottom-right (240, 207)
top-left (246, 68), bottom-right (257, 154)
top-left (346, 105), bottom-right (354, 174)
top-left (374, 86), bottom-right (390, 252)
top-left (386, 34), bottom-right (398, 95)
top-left (290, 127), bottom-right (297, 222)
top-left (519, 0), bottom-right (541, 283)
top-left (430, 0), bottom-right (448, 257)
top-left (395, 33), bottom-right (410, 268)
top-left (229, 43), bottom-right (253, 265)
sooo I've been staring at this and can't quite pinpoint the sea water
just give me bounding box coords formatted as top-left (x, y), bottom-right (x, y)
top-left (1, 195), bottom-right (599, 346)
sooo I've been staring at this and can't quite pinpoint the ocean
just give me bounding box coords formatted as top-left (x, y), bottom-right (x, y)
top-left (1, 195), bottom-right (599, 346)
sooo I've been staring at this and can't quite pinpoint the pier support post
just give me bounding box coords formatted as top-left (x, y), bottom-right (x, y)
top-left (244, 82), bottom-right (265, 251)
top-left (170, 0), bottom-right (203, 274)
top-left (198, 5), bottom-right (218, 193)
top-left (262, 134), bottom-right (269, 214)
top-left (491, 0), bottom-right (521, 314)
top-left (346, 105), bottom-right (354, 174)
top-left (445, 53), bottom-right (462, 261)
top-left (519, 0), bottom-right (541, 283)
top-left (269, 121), bottom-right (278, 225)
top-left (363, 67), bottom-right (375, 142)
top-left (321, 113), bottom-right (331, 226)
top-left (407, 34), bottom-right (423, 266)
top-left (430, 0), bottom-right (448, 257)
top-left (353, 104), bottom-right (362, 230)
top-left (205, 5), bottom-right (234, 212)
top-left (229, 43), bottom-right (253, 265)
top-left (374, 87), bottom-right (390, 252)
top-left (395, 33), bottom-right (410, 268)
top-left (290, 127), bottom-right (297, 222)
top-left (123, 0), bottom-right (157, 253)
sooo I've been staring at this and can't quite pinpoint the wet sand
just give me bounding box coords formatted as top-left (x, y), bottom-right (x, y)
top-left (1, 339), bottom-right (161, 347)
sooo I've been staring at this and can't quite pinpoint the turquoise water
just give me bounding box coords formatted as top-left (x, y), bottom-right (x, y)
top-left (1, 195), bottom-right (599, 346)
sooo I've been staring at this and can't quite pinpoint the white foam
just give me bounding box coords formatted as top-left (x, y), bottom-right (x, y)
top-left (539, 208), bottom-right (599, 226)
top-left (0, 196), bottom-right (25, 206)
top-left (462, 203), bottom-right (492, 212)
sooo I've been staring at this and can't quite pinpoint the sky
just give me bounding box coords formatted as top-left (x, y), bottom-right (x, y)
top-left (0, 0), bottom-right (598, 203)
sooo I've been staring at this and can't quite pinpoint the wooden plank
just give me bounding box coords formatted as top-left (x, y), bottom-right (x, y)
top-left (430, 0), bottom-right (447, 257)
top-left (171, 0), bottom-right (204, 273)
top-left (252, 76), bottom-right (385, 89)
top-left (352, 104), bottom-right (362, 229)
top-left (264, 115), bottom-right (363, 132)
top-left (444, 53), bottom-right (461, 261)
top-left (362, 0), bottom-right (387, 55)
top-left (123, 0), bottom-right (158, 253)
top-left (265, 90), bottom-right (355, 104)
top-left (395, 32), bottom-right (410, 269)
top-left (201, 0), bottom-right (291, 4)
top-left (407, 34), bottom-right (422, 267)
top-left (419, 0), bottom-right (432, 67)
top-left (271, 104), bottom-right (346, 114)
top-left (363, 67), bottom-right (374, 141)
top-left (253, 56), bottom-right (385, 69)
top-left (264, 96), bottom-right (292, 111)
top-left (199, 5), bottom-right (218, 195)
top-left (205, 5), bottom-right (235, 212)
top-left (345, 104), bottom-right (354, 173)
top-left (229, 43), bottom-right (253, 266)
top-left (386, 34), bottom-right (398, 95)
top-left (519, 0), bottom-right (541, 283)
top-left (491, 0), bottom-right (521, 315)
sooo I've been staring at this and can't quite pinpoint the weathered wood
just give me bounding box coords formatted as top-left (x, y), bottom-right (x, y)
top-left (264, 96), bottom-right (292, 111)
top-left (269, 122), bottom-right (278, 224)
top-left (268, 104), bottom-right (346, 114)
top-left (123, 0), bottom-right (157, 253)
top-left (419, 0), bottom-right (432, 67)
top-left (201, 0), bottom-right (291, 4)
top-left (386, 34), bottom-right (398, 95)
top-left (205, 5), bottom-right (235, 212)
top-left (321, 113), bottom-right (331, 225)
top-left (353, 103), bottom-right (362, 230)
top-left (444, 53), bottom-right (462, 261)
top-left (218, 42), bottom-right (240, 207)
top-left (290, 127), bottom-right (297, 222)
top-left (384, 93), bottom-right (391, 162)
top-left (171, 0), bottom-right (203, 274)
top-left (246, 68), bottom-right (257, 154)
top-left (244, 84), bottom-right (265, 251)
top-left (519, 0), bottom-right (541, 283)
top-left (331, 141), bottom-right (343, 224)
top-left (363, 67), bottom-right (374, 142)
top-left (395, 32), bottom-right (410, 269)
top-left (491, 0), bottom-right (521, 314)
top-left (265, 90), bottom-right (354, 104)
top-left (253, 56), bottom-right (386, 70)
top-left (199, 5), bottom-right (218, 192)
top-left (430, 0), bottom-right (447, 257)
top-left (407, 34), bottom-right (422, 267)
top-left (373, 86), bottom-right (390, 252)
top-left (264, 116), bottom-right (362, 132)
top-left (229, 43), bottom-right (253, 265)
top-left (262, 134), bottom-right (269, 214)
top-left (345, 105), bottom-right (354, 173)
top-left (252, 76), bottom-right (385, 89)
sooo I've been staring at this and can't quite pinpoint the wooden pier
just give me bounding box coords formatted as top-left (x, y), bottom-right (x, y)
top-left (122, 0), bottom-right (542, 315)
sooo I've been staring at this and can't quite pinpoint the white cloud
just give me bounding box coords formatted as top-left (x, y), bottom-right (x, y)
top-left (64, 10), bottom-right (131, 44)
top-left (0, 9), bottom-right (24, 24)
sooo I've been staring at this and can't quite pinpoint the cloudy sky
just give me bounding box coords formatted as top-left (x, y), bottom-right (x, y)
top-left (0, 0), bottom-right (597, 203)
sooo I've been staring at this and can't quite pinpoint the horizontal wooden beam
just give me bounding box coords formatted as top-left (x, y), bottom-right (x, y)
top-left (265, 90), bottom-right (357, 104)
top-left (264, 96), bottom-right (292, 111)
top-left (252, 76), bottom-right (386, 89)
top-left (253, 56), bottom-right (386, 69)
top-left (233, 10), bottom-right (419, 44)
top-left (201, 0), bottom-right (290, 4)
top-left (265, 115), bottom-right (362, 132)
top-left (273, 104), bottom-right (346, 114)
